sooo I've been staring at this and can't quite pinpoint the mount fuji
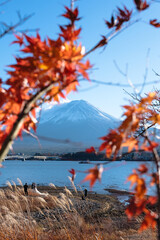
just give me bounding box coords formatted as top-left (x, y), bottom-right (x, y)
top-left (13, 100), bottom-right (120, 154)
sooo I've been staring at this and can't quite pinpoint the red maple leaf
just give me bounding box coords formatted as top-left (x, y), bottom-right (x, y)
top-left (62, 7), bottom-right (81, 23)
top-left (68, 168), bottom-right (76, 181)
top-left (137, 164), bottom-right (148, 174)
top-left (12, 34), bottom-right (24, 46)
top-left (147, 196), bottom-right (157, 205)
top-left (125, 197), bottom-right (147, 219)
top-left (150, 19), bottom-right (160, 28)
top-left (116, 6), bottom-right (132, 30)
top-left (134, 0), bottom-right (149, 11)
top-left (86, 146), bottom-right (96, 153)
top-left (105, 15), bottom-right (115, 28)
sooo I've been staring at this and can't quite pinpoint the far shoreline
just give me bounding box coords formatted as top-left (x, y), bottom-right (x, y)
top-left (5, 150), bottom-right (155, 161)
top-left (3, 158), bottom-right (154, 162)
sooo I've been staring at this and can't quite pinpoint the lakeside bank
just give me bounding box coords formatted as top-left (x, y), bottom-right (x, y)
top-left (0, 184), bottom-right (156, 240)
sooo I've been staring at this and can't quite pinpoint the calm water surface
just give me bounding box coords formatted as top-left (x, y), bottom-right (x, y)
top-left (0, 160), bottom-right (156, 195)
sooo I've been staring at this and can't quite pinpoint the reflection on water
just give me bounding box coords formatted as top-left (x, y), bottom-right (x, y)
top-left (0, 160), bottom-right (156, 195)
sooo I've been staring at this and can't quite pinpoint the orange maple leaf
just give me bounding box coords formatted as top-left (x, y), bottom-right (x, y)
top-left (142, 141), bottom-right (158, 152)
top-left (139, 213), bottom-right (157, 231)
top-left (127, 172), bottom-right (138, 188)
top-left (121, 137), bottom-right (139, 152)
top-left (81, 165), bottom-right (103, 189)
top-left (99, 130), bottom-right (123, 159)
top-left (135, 178), bottom-right (147, 199)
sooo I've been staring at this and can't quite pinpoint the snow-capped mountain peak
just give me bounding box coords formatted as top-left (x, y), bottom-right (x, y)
top-left (40, 100), bottom-right (118, 124)
top-left (14, 100), bottom-right (120, 153)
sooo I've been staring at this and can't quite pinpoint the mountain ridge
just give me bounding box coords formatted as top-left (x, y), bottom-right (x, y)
top-left (13, 100), bottom-right (120, 154)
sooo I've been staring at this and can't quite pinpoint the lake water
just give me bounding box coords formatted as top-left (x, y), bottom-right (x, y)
top-left (0, 160), bottom-right (157, 196)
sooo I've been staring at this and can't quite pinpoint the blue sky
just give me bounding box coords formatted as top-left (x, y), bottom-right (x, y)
top-left (1, 0), bottom-right (160, 118)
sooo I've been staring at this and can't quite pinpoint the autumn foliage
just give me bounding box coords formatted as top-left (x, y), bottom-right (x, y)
top-left (126, 164), bottom-right (158, 231)
top-left (0, 6), bottom-right (91, 160)
top-left (1, 0), bottom-right (160, 238)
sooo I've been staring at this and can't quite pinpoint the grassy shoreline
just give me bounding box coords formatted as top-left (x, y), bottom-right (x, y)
top-left (0, 184), bottom-right (156, 239)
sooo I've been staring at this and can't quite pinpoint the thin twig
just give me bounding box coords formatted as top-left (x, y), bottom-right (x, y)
top-left (0, 0), bottom-right (10, 7)
top-left (113, 60), bottom-right (127, 77)
top-left (0, 13), bottom-right (34, 38)
top-left (84, 19), bottom-right (139, 57)
top-left (85, 78), bottom-right (160, 88)
top-left (139, 49), bottom-right (150, 95)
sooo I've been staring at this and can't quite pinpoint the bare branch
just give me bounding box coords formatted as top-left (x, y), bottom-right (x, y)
top-left (78, 84), bottom-right (99, 92)
top-left (153, 68), bottom-right (160, 77)
top-left (81, 78), bottom-right (160, 88)
top-left (113, 60), bottom-right (127, 77)
top-left (139, 49), bottom-right (150, 94)
top-left (123, 88), bottom-right (141, 102)
top-left (136, 123), bottom-right (156, 138)
top-left (0, 13), bottom-right (34, 38)
top-left (0, 0), bottom-right (10, 7)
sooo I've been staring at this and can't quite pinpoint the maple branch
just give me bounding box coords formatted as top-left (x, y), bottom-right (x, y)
top-left (84, 19), bottom-right (139, 57)
top-left (145, 135), bottom-right (160, 239)
top-left (13, 28), bottom-right (40, 34)
top-left (0, 81), bottom-right (68, 161)
top-left (136, 123), bottom-right (156, 138)
top-left (84, 36), bottom-right (108, 57)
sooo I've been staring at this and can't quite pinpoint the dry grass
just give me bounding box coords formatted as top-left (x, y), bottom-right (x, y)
top-left (0, 181), bottom-right (157, 240)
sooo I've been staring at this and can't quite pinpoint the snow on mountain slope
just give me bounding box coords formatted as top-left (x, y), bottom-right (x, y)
top-left (13, 100), bottom-right (120, 153)
top-left (40, 100), bottom-right (118, 123)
